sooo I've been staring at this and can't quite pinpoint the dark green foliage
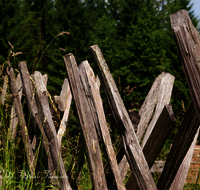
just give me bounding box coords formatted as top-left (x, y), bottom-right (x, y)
top-left (0, 0), bottom-right (199, 138)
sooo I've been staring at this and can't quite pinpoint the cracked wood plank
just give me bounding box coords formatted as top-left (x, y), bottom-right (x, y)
top-left (33, 71), bottom-right (71, 190)
top-left (90, 45), bottom-right (157, 190)
top-left (79, 60), bottom-right (125, 190)
top-left (157, 102), bottom-right (200, 190)
top-left (126, 105), bottom-right (176, 190)
top-left (9, 73), bottom-right (23, 141)
top-left (18, 62), bottom-right (57, 185)
top-left (170, 127), bottom-right (200, 190)
top-left (1, 75), bottom-right (8, 105)
top-left (141, 73), bottom-right (175, 148)
top-left (170, 10), bottom-right (200, 118)
top-left (55, 78), bottom-right (72, 151)
top-left (63, 54), bottom-right (108, 190)
top-left (117, 72), bottom-right (174, 181)
top-left (7, 67), bottom-right (35, 177)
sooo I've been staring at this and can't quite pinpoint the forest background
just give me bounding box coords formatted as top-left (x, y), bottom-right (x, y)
top-left (1, 0), bottom-right (200, 151)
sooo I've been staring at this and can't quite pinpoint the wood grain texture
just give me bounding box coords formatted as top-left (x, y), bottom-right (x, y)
top-left (157, 102), bottom-right (200, 190)
top-left (136, 72), bottom-right (166, 141)
top-left (90, 45), bottom-right (157, 190)
top-left (118, 72), bottom-right (171, 179)
top-left (18, 62), bottom-right (56, 177)
top-left (150, 161), bottom-right (165, 173)
top-left (64, 54), bottom-right (107, 190)
top-left (42, 74), bottom-right (48, 87)
top-left (79, 60), bottom-right (125, 190)
top-left (141, 73), bottom-right (175, 148)
top-left (9, 73), bottom-right (23, 140)
top-left (170, 10), bottom-right (200, 118)
top-left (96, 75), bottom-right (101, 89)
top-left (7, 67), bottom-right (36, 176)
top-left (170, 127), bottom-right (200, 190)
top-left (56, 78), bottom-right (72, 151)
top-left (126, 105), bottom-right (176, 190)
top-left (33, 71), bottom-right (71, 190)
top-left (1, 75), bottom-right (8, 105)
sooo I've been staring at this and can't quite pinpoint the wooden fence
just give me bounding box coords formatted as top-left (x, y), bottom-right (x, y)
top-left (0, 9), bottom-right (200, 190)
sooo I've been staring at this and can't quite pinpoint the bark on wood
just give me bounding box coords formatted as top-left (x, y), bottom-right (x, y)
top-left (157, 102), bottom-right (200, 190)
top-left (7, 67), bottom-right (35, 176)
top-left (9, 73), bottom-right (23, 140)
top-left (126, 105), bottom-right (176, 190)
top-left (63, 54), bottom-right (107, 190)
top-left (170, 10), bottom-right (200, 118)
top-left (79, 60), bottom-right (125, 190)
top-left (1, 75), bottom-right (8, 105)
top-left (90, 45), bottom-right (157, 190)
top-left (141, 74), bottom-right (175, 148)
top-left (33, 71), bottom-right (71, 190)
top-left (170, 127), bottom-right (200, 190)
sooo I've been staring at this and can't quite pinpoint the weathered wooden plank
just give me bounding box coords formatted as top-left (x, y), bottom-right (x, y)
top-left (42, 74), bottom-right (48, 87)
top-left (7, 67), bottom-right (36, 176)
top-left (117, 73), bottom-right (165, 166)
top-left (126, 105), bottom-right (176, 190)
top-left (63, 54), bottom-right (108, 190)
top-left (170, 10), bottom-right (200, 118)
top-left (90, 45), bottom-right (157, 190)
top-left (118, 155), bottom-right (129, 181)
top-left (157, 102), bottom-right (200, 190)
top-left (79, 60), bottom-right (125, 190)
top-left (137, 72), bottom-right (166, 141)
top-left (170, 127), bottom-right (200, 190)
top-left (116, 72), bottom-right (174, 183)
top-left (33, 71), bottom-right (71, 190)
top-left (141, 74), bottom-right (175, 148)
top-left (55, 78), bottom-right (72, 151)
top-left (1, 75), bottom-right (8, 105)
top-left (9, 73), bottom-right (23, 140)
top-left (116, 73), bottom-right (167, 178)
top-left (18, 62), bottom-right (55, 175)
top-left (150, 161), bottom-right (165, 173)
top-left (96, 75), bottom-right (101, 89)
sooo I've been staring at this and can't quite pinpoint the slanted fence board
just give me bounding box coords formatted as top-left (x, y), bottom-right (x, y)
top-left (117, 72), bottom-right (174, 179)
top-left (9, 73), bottom-right (23, 141)
top-left (7, 67), bottom-right (36, 177)
top-left (170, 10), bottom-right (200, 118)
top-left (79, 60), bottom-right (125, 190)
top-left (1, 75), bottom-right (8, 105)
top-left (63, 54), bottom-right (108, 190)
top-left (117, 73), bottom-right (165, 167)
top-left (126, 105), bottom-right (176, 190)
top-left (137, 72), bottom-right (166, 141)
top-left (18, 62), bottom-right (56, 179)
top-left (157, 102), bottom-right (200, 190)
top-left (90, 45), bottom-right (157, 190)
top-left (141, 73), bottom-right (175, 148)
top-left (55, 78), bottom-right (72, 151)
top-left (33, 71), bottom-right (71, 190)
top-left (170, 127), bottom-right (200, 190)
